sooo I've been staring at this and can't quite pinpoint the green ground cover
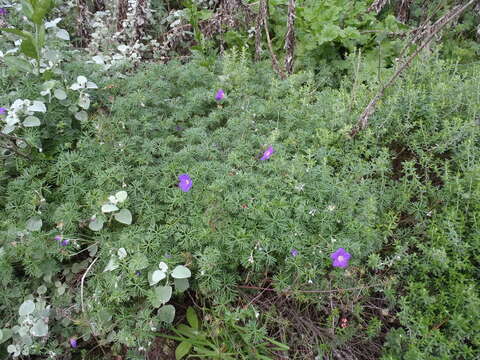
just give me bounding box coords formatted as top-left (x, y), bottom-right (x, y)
top-left (1, 52), bottom-right (479, 359)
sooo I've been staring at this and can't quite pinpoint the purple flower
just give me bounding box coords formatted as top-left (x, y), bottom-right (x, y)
top-left (290, 249), bottom-right (298, 257)
top-left (0, 107), bottom-right (7, 115)
top-left (60, 239), bottom-right (70, 246)
top-left (215, 89), bottom-right (225, 101)
top-left (260, 146), bottom-right (275, 161)
top-left (69, 338), bottom-right (77, 348)
top-left (54, 235), bottom-right (62, 242)
top-left (178, 174), bottom-right (192, 192)
top-left (330, 248), bottom-right (351, 268)
top-left (0, 8), bottom-right (7, 16)
top-left (135, 271), bottom-right (141, 276)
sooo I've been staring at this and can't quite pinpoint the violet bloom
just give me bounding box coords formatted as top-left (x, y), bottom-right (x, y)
top-left (330, 248), bottom-right (351, 268)
top-left (260, 146), bottom-right (275, 161)
top-left (178, 174), bottom-right (192, 192)
top-left (215, 89), bottom-right (225, 101)
top-left (0, 107), bottom-right (7, 115)
top-left (290, 249), bottom-right (298, 257)
top-left (60, 239), bottom-right (70, 246)
top-left (0, 8), bottom-right (7, 16)
top-left (69, 338), bottom-right (77, 348)
top-left (54, 235), bottom-right (62, 242)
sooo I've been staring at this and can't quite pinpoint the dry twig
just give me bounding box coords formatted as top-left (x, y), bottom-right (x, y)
top-left (284, 0), bottom-right (296, 74)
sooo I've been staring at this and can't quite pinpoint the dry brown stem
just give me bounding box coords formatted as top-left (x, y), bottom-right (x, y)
top-left (284, 0), bottom-right (296, 74)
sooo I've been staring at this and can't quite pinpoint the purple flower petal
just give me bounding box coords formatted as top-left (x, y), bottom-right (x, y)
top-left (331, 248), bottom-right (351, 268)
top-left (0, 8), bottom-right (7, 16)
top-left (290, 249), bottom-right (298, 257)
top-left (70, 338), bottom-right (77, 348)
top-left (260, 146), bottom-right (275, 161)
top-left (215, 89), bottom-right (225, 101)
top-left (54, 235), bottom-right (62, 242)
top-left (0, 107), bottom-right (7, 114)
top-left (60, 239), bottom-right (70, 246)
top-left (178, 174), bottom-right (192, 192)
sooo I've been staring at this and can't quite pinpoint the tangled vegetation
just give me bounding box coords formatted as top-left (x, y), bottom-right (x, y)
top-left (0, 0), bottom-right (479, 359)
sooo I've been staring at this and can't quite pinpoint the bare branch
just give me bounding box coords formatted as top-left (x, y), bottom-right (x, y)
top-left (116, 0), bottom-right (128, 32)
top-left (284, 0), bottom-right (296, 74)
top-left (368, 0), bottom-right (389, 14)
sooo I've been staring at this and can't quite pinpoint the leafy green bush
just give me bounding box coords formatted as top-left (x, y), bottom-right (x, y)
top-left (1, 51), bottom-right (479, 358)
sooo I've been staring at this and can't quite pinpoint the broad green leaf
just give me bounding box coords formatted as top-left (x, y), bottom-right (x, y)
top-left (54, 88), bottom-right (67, 100)
top-left (115, 190), bottom-right (128, 202)
top-left (186, 307), bottom-right (199, 330)
top-left (21, 0), bottom-right (34, 20)
top-left (20, 38), bottom-right (38, 59)
top-left (174, 278), bottom-right (189, 292)
top-left (158, 305), bottom-right (175, 324)
top-left (150, 270), bottom-right (166, 286)
top-left (101, 203), bottom-right (119, 213)
top-left (38, 24), bottom-right (46, 47)
top-left (0, 328), bottom-right (13, 344)
top-left (19, 300), bottom-right (35, 316)
top-left (114, 208), bottom-right (132, 225)
top-left (175, 341), bottom-right (192, 360)
top-left (88, 217), bottom-right (103, 231)
top-left (26, 216), bottom-right (42, 231)
top-left (171, 265), bottom-right (191, 279)
top-left (75, 110), bottom-right (88, 121)
top-left (30, 320), bottom-right (48, 337)
top-left (0, 27), bottom-right (32, 38)
top-left (155, 285), bottom-right (172, 305)
top-left (23, 116), bottom-right (41, 127)
top-left (32, 0), bottom-right (54, 24)
top-left (2, 56), bottom-right (33, 72)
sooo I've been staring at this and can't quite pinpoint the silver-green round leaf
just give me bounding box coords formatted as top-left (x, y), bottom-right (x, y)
top-left (88, 217), bottom-right (104, 231)
top-left (23, 116), bottom-right (41, 127)
top-left (19, 300), bottom-right (35, 316)
top-left (155, 285), bottom-right (172, 305)
top-left (114, 209), bottom-right (132, 225)
top-left (30, 320), bottom-right (48, 337)
top-left (26, 216), bottom-right (42, 231)
top-left (101, 203), bottom-right (119, 213)
top-left (150, 270), bottom-right (166, 286)
top-left (75, 110), bottom-right (88, 121)
top-left (174, 278), bottom-right (189, 292)
top-left (54, 88), bottom-right (67, 100)
top-left (171, 265), bottom-right (191, 279)
top-left (158, 305), bottom-right (175, 324)
top-left (115, 191), bottom-right (128, 202)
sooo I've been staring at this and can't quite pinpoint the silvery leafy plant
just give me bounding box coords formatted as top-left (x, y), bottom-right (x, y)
top-left (89, 190), bottom-right (132, 231)
top-left (2, 296), bottom-right (51, 358)
top-left (0, 99), bottom-right (46, 134)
